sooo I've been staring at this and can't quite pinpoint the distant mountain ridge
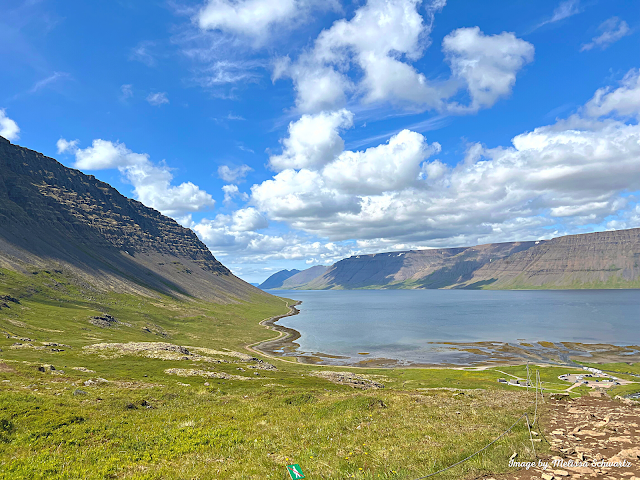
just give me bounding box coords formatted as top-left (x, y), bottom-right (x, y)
top-left (0, 136), bottom-right (265, 302)
top-left (259, 269), bottom-right (301, 289)
top-left (262, 229), bottom-right (640, 290)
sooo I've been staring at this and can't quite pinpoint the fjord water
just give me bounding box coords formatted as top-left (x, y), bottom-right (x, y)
top-left (270, 289), bottom-right (640, 365)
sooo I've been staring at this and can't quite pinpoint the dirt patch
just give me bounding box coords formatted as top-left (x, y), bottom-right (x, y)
top-left (311, 370), bottom-right (385, 390)
top-left (0, 362), bottom-right (15, 373)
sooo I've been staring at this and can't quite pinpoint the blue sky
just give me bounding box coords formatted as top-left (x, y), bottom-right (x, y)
top-left (1, 0), bottom-right (638, 283)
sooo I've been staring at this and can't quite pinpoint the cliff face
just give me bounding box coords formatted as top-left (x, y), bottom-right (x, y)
top-left (277, 229), bottom-right (640, 290)
top-left (302, 241), bottom-right (537, 289)
top-left (460, 228), bottom-right (640, 289)
top-left (0, 136), bottom-right (265, 301)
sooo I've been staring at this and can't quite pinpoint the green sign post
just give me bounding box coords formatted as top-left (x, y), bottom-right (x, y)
top-left (286, 464), bottom-right (305, 479)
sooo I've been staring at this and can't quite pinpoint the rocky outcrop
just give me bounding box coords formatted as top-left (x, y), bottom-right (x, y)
top-left (0, 136), bottom-right (265, 301)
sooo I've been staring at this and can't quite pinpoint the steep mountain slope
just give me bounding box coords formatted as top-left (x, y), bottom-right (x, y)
top-left (458, 228), bottom-right (640, 289)
top-left (258, 269), bottom-right (301, 289)
top-left (276, 229), bottom-right (640, 290)
top-left (302, 242), bottom-right (536, 289)
top-left (0, 136), bottom-right (265, 302)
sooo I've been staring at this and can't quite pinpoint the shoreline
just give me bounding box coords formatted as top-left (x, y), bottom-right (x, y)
top-left (247, 298), bottom-right (640, 370)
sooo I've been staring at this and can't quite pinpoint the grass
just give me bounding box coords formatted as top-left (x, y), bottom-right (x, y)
top-left (1, 266), bottom-right (636, 479)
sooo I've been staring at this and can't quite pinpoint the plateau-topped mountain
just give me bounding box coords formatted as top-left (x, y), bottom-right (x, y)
top-left (264, 229), bottom-right (640, 290)
top-left (0, 136), bottom-right (264, 302)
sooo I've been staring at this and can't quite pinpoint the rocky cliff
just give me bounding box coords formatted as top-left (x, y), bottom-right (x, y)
top-left (0, 136), bottom-right (265, 302)
top-left (459, 228), bottom-right (640, 289)
top-left (273, 229), bottom-right (640, 290)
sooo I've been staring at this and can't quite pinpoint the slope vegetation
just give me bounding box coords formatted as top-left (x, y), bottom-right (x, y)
top-left (271, 229), bottom-right (640, 290)
top-left (0, 136), bottom-right (262, 302)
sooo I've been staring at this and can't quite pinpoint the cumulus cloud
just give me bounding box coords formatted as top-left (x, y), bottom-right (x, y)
top-left (442, 27), bottom-right (535, 112)
top-left (231, 207), bottom-right (268, 231)
top-left (584, 69), bottom-right (640, 119)
top-left (222, 184), bottom-right (249, 204)
top-left (57, 139), bottom-right (215, 221)
top-left (581, 17), bottom-right (631, 52)
top-left (56, 138), bottom-right (78, 154)
top-left (146, 92), bottom-right (169, 106)
top-left (196, 0), bottom-right (336, 43)
top-left (249, 70), bottom-right (640, 248)
top-left (218, 164), bottom-right (253, 182)
top-left (0, 109), bottom-right (20, 141)
top-left (274, 0), bottom-right (532, 114)
top-left (269, 109), bottom-right (353, 171)
top-left (193, 214), bottom-right (359, 264)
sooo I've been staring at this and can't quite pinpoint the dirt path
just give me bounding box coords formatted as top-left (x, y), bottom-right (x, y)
top-left (479, 395), bottom-right (640, 480)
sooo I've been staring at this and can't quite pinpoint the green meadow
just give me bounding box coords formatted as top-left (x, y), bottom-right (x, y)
top-left (1, 267), bottom-right (637, 479)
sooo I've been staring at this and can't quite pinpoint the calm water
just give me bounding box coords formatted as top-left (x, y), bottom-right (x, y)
top-left (269, 289), bottom-right (640, 365)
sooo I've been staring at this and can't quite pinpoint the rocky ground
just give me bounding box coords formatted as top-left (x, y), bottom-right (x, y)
top-left (482, 394), bottom-right (640, 480)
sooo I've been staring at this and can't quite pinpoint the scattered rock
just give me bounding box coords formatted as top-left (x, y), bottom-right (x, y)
top-left (37, 364), bottom-right (55, 372)
top-left (248, 362), bottom-right (277, 371)
top-left (89, 314), bottom-right (132, 328)
top-left (71, 366), bottom-right (96, 373)
top-left (311, 371), bottom-right (385, 390)
top-left (72, 389), bottom-right (87, 396)
top-left (164, 368), bottom-right (252, 381)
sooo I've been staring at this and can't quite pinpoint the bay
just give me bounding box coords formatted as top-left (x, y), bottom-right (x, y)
top-left (268, 289), bottom-right (640, 365)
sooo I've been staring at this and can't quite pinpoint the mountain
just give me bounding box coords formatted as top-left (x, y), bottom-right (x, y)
top-left (258, 269), bottom-right (301, 289)
top-left (272, 229), bottom-right (640, 290)
top-left (0, 136), bottom-right (265, 302)
top-left (281, 265), bottom-right (329, 288)
top-left (459, 228), bottom-right (640, 289)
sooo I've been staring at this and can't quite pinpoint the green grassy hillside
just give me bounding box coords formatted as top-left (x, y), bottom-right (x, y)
top-left (1, 267), bottom-right (637, 479)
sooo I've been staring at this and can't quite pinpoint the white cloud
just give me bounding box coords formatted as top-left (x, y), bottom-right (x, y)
top-left (130, 41), bottom-right (157, 67)
top-left (231, 207), bottom-right (268, 231)
top-left (549, 0), bottom-right (581, 23)
top-left (146, 92), bottom-right (169, 106)
top-left (59, 139), bottom-right (215, 219)
top-left (222, 184), bottom-right (249, 204)
top-left (274, 0), bottom-right (532, 114)
top-left (442, 27), bottom-right (535, 112)
top-left (120, 84), bottom-right (133, 100)
top-left (218, 164), bottom-right (253, 182)
top-left (28, 72), bottom-right (70, 93)
top-left (584, 69), bottom-right (640, 119)
top-left (0, 109), bottom-right (20, 141)
top-left (269, 109), bottom-right (353, 171)
top-left (581, 17), bottom-right (631, 51)
top-left (56, 138), bottom-right (78, 154)
top-left (196, 0), bottom-right (336, 43)
top-left (249, 70), bottom-right (640, 247)
top-left (323, 129), bottom-right (441, 194)
top-left (534, 0), bottom-right (581, 30)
